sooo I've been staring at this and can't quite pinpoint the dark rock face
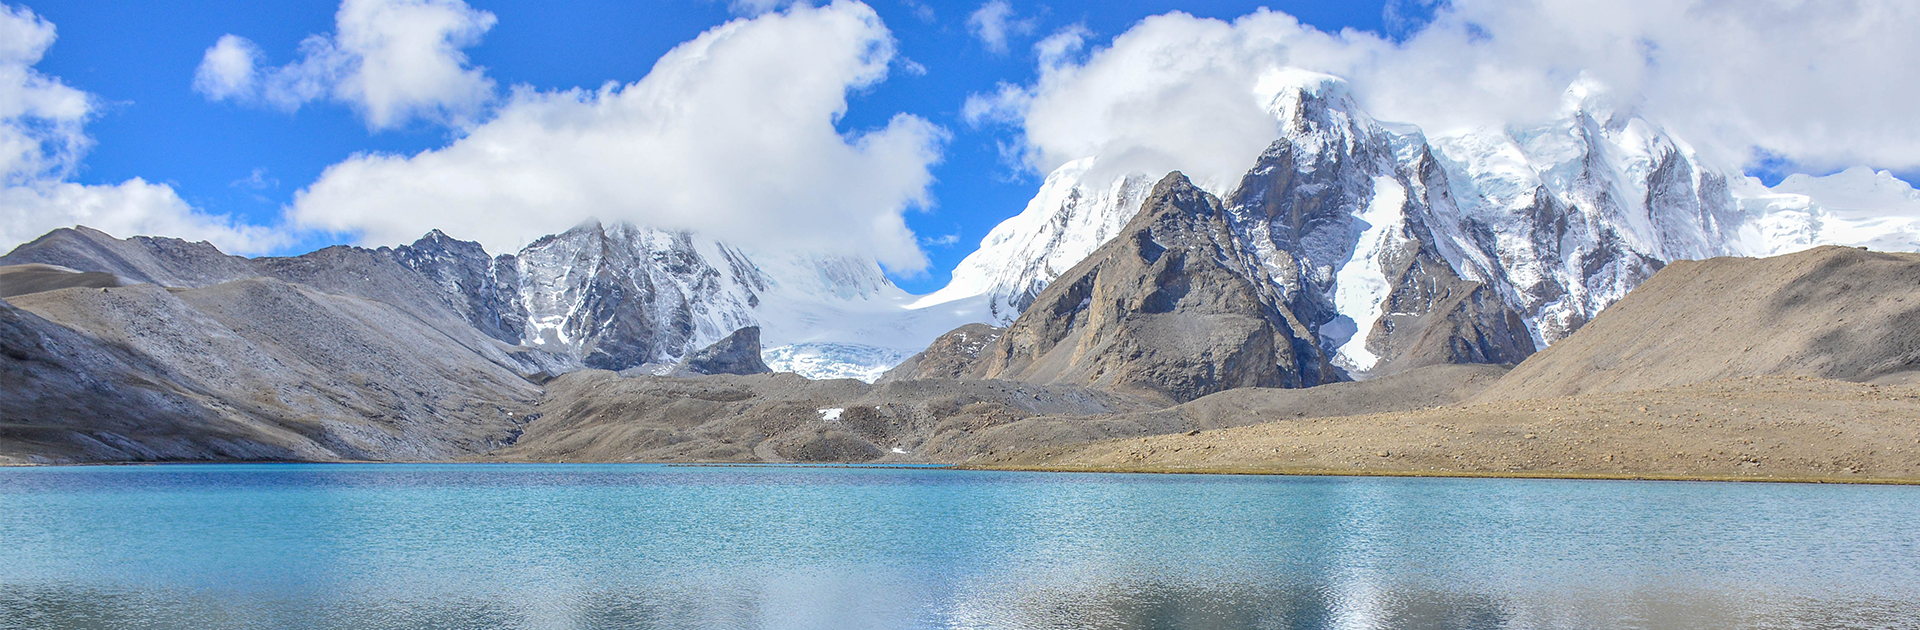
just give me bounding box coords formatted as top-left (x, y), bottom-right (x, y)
top-left (668, 326), bottom-right (773, 377)
top-left (385, 230), bottom-right (529, 347)
top-left (877, 323), bottom-right (1005, 383)
top-left (968, 172), bottom-right (1337, 404)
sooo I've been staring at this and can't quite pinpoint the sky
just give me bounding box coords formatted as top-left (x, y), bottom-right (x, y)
top-left (5, 0), bottom-right (1919, 294)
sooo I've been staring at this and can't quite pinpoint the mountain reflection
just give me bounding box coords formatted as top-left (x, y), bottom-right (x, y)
top-left (6, 580), bottom-right (1916, 630)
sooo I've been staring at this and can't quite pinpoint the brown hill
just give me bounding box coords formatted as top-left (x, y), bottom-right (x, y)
top-left (1477, 246), bottom-right (1920, 401)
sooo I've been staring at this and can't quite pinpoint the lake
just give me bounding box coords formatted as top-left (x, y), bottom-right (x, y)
top-left (1, 464), bottom-right (1916, 629)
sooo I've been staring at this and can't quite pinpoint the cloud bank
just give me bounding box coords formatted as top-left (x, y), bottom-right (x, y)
top-left (1, 4), bottom-right (280, 254)
top-left (289, 0), bottom-right (946, 273)
top-left (974, 0), bottom-right (1920, 185)
top-left (195, 0), bottom-right (498, 130)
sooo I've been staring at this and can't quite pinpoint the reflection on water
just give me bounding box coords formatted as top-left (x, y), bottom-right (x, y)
top-left (7, 580), bottom-right (1918, 630)
top-left (1, 465), bottom-right (1917, 630)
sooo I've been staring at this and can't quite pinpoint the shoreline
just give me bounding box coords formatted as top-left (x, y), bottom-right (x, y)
top-left (7, 458), bottom-right (1920, 486)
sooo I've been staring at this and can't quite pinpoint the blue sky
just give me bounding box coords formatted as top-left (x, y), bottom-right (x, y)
top-left (6, 0), bottom-right (1918, 294)
top-left (18, 0), bottom-right (1424, 293)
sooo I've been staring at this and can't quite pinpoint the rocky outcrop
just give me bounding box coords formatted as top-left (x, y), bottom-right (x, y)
top-left (1478, 246), bottom-right (1920, 401)
top-left (877, 323), bottom-right (1005, 383)
top-left (966, 172), bottom-right (1337, 403)
top-left (668, 326), bottom-right (773, 377)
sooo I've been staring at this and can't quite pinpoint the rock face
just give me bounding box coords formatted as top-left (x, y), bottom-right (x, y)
top-left (668, 326), bottom-right (773, 377)
top-left (966, 172), bottom-right (1337, 403)
top-left (1478, 246), bottom-right (1920, 401)
top-left (877, 323), bottom-right (1005, 383)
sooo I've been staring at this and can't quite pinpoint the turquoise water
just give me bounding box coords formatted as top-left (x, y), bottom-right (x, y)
top-left (1, 464), bottom-right (1917, 629)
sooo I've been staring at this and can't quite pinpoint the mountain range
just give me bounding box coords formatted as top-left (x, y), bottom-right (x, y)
top-left (3, 70), bottom-right (1919, 466)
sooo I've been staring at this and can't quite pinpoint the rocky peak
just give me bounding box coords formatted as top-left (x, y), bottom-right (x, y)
top-left (969, 172), bottom-right (1337, 403)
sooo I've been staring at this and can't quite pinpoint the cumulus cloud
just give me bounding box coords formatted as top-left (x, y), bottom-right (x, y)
top-left (1, 4), bottom-right (280, 254)
top-left (974, 1), bottom-right (1920, 183)
top-left (967, 1), bottom-right (1034, 54)
top-left (288, 0), bottom-right (946, 273)
top-left (193, 34), bottom-right (260, 101)
top-left (968, 14), bottom-right (1319, 192)
top-left (194, 0), bottom-right (497, 130)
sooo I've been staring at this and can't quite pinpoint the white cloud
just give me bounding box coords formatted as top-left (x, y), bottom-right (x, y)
top-left (976, 1), bottom-right (1920, 182)
top-left (193, 34), bottom-right (260, 101)
top-left (967, 1), bottom-right (1034, 55)
top-left (972, 12), bottom-right (1326, 192)
top-left (194, 0), bottom-right (498, 130)
top-left (288, 0), bottom-right (946, 273)
top-left (1, 4), bottom-right (281, 254)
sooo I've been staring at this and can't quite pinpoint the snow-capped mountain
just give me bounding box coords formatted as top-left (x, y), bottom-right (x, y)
top-left (392, 221), bottom-right (987, 381)
top-left (1739, 166), bottom-right (1920, 256)
top-left (921, 70), bottom-right (1912, 377)
top-left (916, 159), bottom-right (1156, 322)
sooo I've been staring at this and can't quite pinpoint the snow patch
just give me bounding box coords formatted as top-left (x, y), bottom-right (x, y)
top-left (816, 408), bottom-right (844, 422)
top-left (1326, 176), bottom-right (1407, 372)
